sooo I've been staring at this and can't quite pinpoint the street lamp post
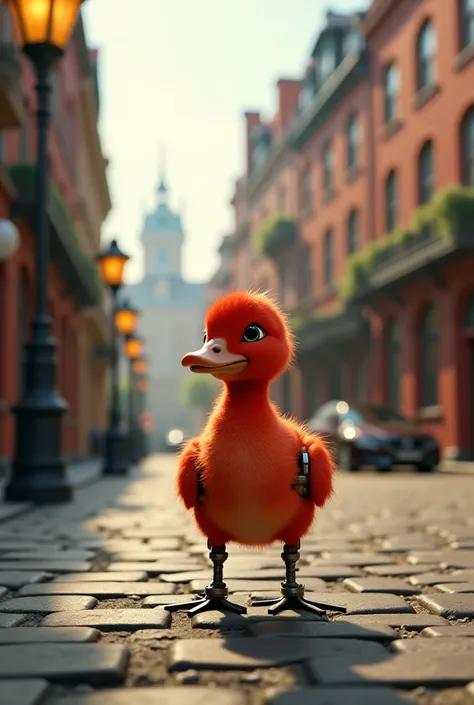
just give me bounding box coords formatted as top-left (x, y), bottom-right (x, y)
top-left (5, 0), bottom-right (84, 503)
top-left (115, 299), bottom-right (141, 464)
top-left (135, 374), bottom-right (149, 459)
top-left (96, 239), bottom-right (130, 476)
top-left (124, 334), bottom-right (145, 462)
top-left (131, 356), bottom-right (147, 461)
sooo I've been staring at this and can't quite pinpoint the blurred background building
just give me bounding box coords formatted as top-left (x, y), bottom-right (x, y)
top-left (209, 0), bottom-right (474, 461)
top-left (125, 171), bottom-right (205, 449)
top-left (0, 5), bottom-right (110, 470)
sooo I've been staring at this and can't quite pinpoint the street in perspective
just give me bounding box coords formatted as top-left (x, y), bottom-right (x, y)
top-left (1, 0), bottom-right (474, 704)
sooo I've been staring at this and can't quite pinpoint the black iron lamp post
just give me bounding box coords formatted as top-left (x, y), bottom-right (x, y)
top-left (132, 357), bottom-right (148, 461)
top-left (135, 373), bottom-right (149, 459)
top-left (96, 239), bottom-right (130, 476)
top-left (5, 0), bottom-right (84, 504)
top-left (115, 300), bottom-right (141, 464)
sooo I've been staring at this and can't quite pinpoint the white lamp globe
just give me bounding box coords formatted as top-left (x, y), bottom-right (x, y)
top-left (0, 220), bottom-right (19, 261)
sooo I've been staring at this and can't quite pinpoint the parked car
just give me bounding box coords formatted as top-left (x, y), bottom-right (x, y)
top-left (308, 400), bottom-right (440, 473)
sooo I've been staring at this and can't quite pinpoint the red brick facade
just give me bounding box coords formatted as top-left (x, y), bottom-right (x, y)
top-left (211, 0), bottom-right (474, 459)
top-left (0, 8), bottom-right (109, 468)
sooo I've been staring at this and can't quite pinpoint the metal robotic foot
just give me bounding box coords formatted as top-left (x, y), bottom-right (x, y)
top-left (163, 541), bottom-right (247, 617)
top-left (252, 543), bottom-right (347, 619)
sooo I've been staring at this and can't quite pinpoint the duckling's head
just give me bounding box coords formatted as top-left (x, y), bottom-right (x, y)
top-left (182, 291), bottom-right (294, 382)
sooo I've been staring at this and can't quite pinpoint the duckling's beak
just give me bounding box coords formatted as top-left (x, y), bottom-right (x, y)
top-left (182, 338), bottom-right (248, 379)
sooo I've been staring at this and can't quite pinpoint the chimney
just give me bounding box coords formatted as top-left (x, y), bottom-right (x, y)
top-left (244, 111), bottom-right (261, 176)
top-left (277, 79), bottom-right (301, 134)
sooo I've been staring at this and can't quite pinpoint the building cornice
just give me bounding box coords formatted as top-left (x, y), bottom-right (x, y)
top-left (363, 0), bottom-right (397, 38)
top-left (288, 49), bottom-right (368, 150)
top-left (245, 138), bottom-right (291, 203)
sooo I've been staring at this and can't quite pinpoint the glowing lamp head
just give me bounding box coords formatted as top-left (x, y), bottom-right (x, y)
top-left (125, 334), bottom-right (144, 361)
top-left (115, 299), bottom-right (139, 336)
top-left (97, 239), bottom-right (129, 290)
top-left (9, 0), bottom-right (84, 52)
top-left (133, 358), bottom-right (148, 375)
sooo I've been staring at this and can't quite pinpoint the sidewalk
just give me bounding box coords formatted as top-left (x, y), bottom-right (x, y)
top-left (0, 454), bottom-right (473, 704)
top-left (0, 458), bottom-right (102, 523)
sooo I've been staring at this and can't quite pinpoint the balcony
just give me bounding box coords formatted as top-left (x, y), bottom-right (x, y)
top-left (342, 186), bottom-right (474, 304)
top-left (0, 42), bottom-right (26, 130)
top-left (255, 215), bottom-right (298, 260)
top-left (9, 162), bottom-right (103, 309)
top-left (293, 305), bottom-right (369, 354)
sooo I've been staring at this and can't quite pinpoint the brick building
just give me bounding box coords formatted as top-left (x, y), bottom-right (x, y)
top-left (0, 6), bottom-right (110, 469)
top-left (213, 0), bottom-right (474, 459)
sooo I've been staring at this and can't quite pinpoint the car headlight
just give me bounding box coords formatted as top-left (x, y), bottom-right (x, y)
top-left (357, 435), bottom-right (383, 450)
top-left (167, 429), bottom-right (184, 445)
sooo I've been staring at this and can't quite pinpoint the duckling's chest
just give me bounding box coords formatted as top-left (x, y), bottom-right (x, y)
top-left (199, 422), bottom-right (301, 503)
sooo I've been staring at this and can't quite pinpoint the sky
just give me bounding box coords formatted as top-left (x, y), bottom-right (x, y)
top-left (82, 0), bottom-right (361, 285)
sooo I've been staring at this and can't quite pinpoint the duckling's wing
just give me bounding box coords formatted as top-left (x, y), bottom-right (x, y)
top-left (177, 438), bottom-right (201, 509)
top-left (303, 434), bottom-right (335, 508)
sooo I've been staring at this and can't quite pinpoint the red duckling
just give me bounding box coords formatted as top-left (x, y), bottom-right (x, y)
top-left (164, 292), bottom-right (344, 619)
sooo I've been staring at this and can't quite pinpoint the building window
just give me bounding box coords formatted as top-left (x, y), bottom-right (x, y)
top-left (323, 141), bottom-right (333, 198)
top-left (319, 37), bottom-right (336, 81)
top-left (419, 305), bottom-right (438, 407)
top-left (418, 140), bottom-right (435, 205)
top-left (303, 247), bottom-right (313, 298)
top-left (323, 228), bottom-right (334, 286)
top-left (347, 209), bottom-right (359, 255)
top-left (386, 319), bottom-right (400, 411)
top-left (460, 0), bottom-right (474, 49)
top-left (384, 62), bottom-right (400, 124)
top-left (460, 107), bottom-right (474, 185)
top-left (385, 169), bottom-right (398, 232)
top-left (329, 364), bottom-right (343, 399)
top-left (303, 167), bottom-right (312, 210)
top-left (416, 19), bottom-right (437, 90)
top-left (347, 114), bottom-right (359, 173)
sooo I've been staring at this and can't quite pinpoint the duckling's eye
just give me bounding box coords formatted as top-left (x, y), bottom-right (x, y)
top-left (203, 333), bottom-right (207, 344)
top-left (242, 324), bottom-right (267, 343)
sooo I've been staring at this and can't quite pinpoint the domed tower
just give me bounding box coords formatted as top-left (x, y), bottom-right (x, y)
top-left (141, 167), bottom-right (184, 280)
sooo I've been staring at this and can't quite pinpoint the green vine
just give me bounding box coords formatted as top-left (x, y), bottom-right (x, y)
top-left (341, 185), bottom-right (474, 301)
top-left (254, 213), bottom-right (298, 258)
top-left (9, 162), bottom-right (103, 303)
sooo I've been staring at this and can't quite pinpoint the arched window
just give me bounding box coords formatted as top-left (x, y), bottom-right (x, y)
top-left (347, 208), bottom-right (359, 255)
top-left (460, 0), bottom-right (474, 49)
top-left (299, 243), bottom-right (313, 299)
top-left (418, 140), bottom-right (435, 205)
top-left (323, 141), bottom-right (333, 197)
top-left (460, 107), bottom-right (474, 186)
top-left (347, 114), bottom-right (359, 172)
top-left (386, 319), bottom-right (401, 411)
top-left (416, 20), bottom-right (437, 90)
top-left (419, 305), bottom-right (438, 407)
top-left (385, 169), bottom-right (398, 232)
top-left (323, 229), bottom-right (334, 286)
top-left (384, 62), bottom-right (400, 124)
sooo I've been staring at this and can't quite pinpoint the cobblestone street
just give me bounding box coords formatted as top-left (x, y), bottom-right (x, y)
top-left (0, 455), bottom-right (474, 704)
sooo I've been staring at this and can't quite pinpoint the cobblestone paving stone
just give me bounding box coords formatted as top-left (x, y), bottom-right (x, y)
top-left (0, 455), bottom-right (474, 703)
